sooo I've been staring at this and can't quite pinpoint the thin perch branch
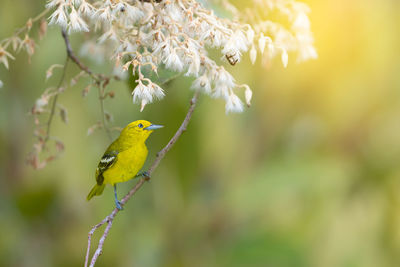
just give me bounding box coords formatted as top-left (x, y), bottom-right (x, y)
top-left (85, 90), bottom-right (200, 267)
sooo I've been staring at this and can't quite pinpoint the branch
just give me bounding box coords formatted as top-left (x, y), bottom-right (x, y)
top-left (61, 29), bottom-right (117, 139)
top-left (44, 56), bottom-right (69, 143)
top-left (84, 90), bottom-right (200, 267)
top-left (98, 86), bottom-right (113, 141)
top-left (61, 29), bottom-right (119, 84)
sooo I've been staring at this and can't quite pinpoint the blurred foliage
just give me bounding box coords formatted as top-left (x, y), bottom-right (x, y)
top-left (1, 0), bottom-right (400, 266)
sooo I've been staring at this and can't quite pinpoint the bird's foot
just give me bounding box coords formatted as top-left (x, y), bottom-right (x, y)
top-left (137, 171), bottom-right (151, 181)
top-left (115, 200), bottom-right (123, 211)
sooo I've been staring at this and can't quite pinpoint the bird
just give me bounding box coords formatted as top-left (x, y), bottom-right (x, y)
top-left (87, 120), bottom-right (163, 210)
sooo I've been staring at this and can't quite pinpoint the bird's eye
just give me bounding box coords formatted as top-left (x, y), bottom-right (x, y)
top-left (138, 123), bottom-right (143, 128)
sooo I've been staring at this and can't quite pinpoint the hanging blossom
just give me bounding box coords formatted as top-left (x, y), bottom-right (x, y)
top-left (45, 0), bottom-right (317, 113)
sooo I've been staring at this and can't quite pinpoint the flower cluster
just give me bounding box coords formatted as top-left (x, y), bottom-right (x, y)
top-left (41, 0), bottom-right (316, 113)
top-left (223, 0), bottom-right (318, 66)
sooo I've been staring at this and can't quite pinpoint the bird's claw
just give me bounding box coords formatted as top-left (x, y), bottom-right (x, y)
top-left (142, 171), bottom-right (151, 181)
top-left (115, 200), bottom-right (123, 210)
top-left (136, 171), bottom-right (151, 181)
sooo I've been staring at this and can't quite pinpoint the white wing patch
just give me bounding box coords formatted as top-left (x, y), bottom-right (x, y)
top-left (100, 156), bottom-right (115, 164)
top-left (96, 151), bottom-right (118, 185)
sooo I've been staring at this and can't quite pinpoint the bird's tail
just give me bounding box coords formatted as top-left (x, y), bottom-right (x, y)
top-left (87, 184), bottom-right (105, 201)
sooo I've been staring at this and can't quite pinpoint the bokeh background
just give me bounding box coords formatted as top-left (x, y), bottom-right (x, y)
top-left (1, 0), bottom-right (400, 266)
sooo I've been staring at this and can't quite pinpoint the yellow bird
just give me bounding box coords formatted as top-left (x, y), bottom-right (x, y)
top-left (87, 120), bottom-right (163, 210)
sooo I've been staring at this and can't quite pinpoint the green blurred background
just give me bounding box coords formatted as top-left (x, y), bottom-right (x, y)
top-left (1, 0), bottom-right (400, 266)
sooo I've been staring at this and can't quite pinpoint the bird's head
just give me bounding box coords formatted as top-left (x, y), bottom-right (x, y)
top-left (120, 120), bottom-right (163, 142)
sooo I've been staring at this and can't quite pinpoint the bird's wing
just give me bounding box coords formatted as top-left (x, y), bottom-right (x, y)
top-left (95, 150), bottom-right (118, 185)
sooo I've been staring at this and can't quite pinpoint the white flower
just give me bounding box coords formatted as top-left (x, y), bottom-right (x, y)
top-left (0, 48), bottom-right (15, 69)
top-left (222, 30), bottom-right (249, 54)
top-left (71, 0), bottom-right (81, 6)
top-left (191, 74), bottom-right (211, 94)
top-left (246, 27), bottom-right (255, 43)
top-left (150, 82), bottom-right (165, 100)
top-left (69, 7), bottom-right (89, 33)
top-left (78, 1), bottom-right (95, 17)
top-left (42, 0), bottom-right (317, 115)
top-left (163, 49), bottom-right (183, 72)
top-left (185, 54), bottom-right (200, 77)
top-left (250, 45), bottom-right (257, 64)
top-left (45, 0), bottom-right (63, 9)
top-left (132, 81), bottom-right (153, 104)
top-left (292, 12), bottom-right (310, 31)
top-left (140, 2), bottom-right (154, 23)
top-left (281, 48), bottom-right (288, 68)
top-left (132, 80), bottom-right (165, 111)
top-left (213, 84), bottom-right (230, 99)
top-left (124, 4), bottom-right (144, 22)
top-left (242, 84), bottom-right (252, 107)
top-left (297, 45), bottom-right (318, 62)
top-left (258, 34), bottom-right (266, 54)
top-left (225, 93), bottom-right (244, 113)
top-left (215, 67), bottom-right (236, 89)
top-left (48, 5), bottom-right (68, 29)
top-left (267, 42), bottom-right (275, 56)
top-left (94, 7), bottom-right (112, 22)
top-left (165, 2), bottom-right (184, 22)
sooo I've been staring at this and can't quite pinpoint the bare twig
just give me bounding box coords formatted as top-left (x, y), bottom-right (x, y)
top-left (44, 56), bottom-right (69, 143)
top-left (98, 86), bottom-right (112, 141)
top-left (85, 90), bottom-right (200, 267)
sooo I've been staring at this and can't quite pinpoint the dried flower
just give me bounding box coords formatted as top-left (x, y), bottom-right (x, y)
top-left (39, 19), bottom-right (48, 40)
top-left (0, 47), bottom-right (15, 69)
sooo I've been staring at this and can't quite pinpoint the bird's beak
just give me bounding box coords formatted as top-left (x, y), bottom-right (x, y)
top-left (144, 124), bottom-right (164, 130)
